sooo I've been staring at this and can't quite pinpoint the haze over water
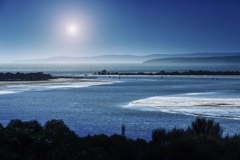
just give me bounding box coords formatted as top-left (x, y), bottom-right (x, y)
top-left (1, 63), bottom-right (240, 76)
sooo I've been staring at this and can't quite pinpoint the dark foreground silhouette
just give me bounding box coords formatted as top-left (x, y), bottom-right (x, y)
top-left (0, 118), bottom-right (240, 160)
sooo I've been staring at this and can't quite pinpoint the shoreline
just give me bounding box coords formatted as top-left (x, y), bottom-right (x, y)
top-left (0, 78), bottom-right (104, 87)
top-left (1, 74), bottom-right (239, 87)
top-left (95, 70), bottom-right (240, 76)
top-left (94, 74), bottom-right (240, 79)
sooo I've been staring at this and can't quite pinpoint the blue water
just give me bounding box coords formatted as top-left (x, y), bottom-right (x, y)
top-left (0, 63), bottom-right (240, 140)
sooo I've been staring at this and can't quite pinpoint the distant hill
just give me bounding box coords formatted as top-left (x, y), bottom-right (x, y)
top-left (14, 52), bottom-right (240, 63)
top-left (143, 56), bottom-right (240, 63)
top-left (179, 52), bottom-right (240, 57)
top-left (15, 55), bottom-right (167, 63)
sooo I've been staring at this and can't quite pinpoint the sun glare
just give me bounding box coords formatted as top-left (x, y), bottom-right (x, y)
top-left (55, 13), bottom-right (91, 44)
top-left (66, 23), bottom-right (79, 36)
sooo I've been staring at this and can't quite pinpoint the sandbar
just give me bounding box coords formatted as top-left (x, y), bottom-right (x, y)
top-left (0, 78), bottom-right (104, 87)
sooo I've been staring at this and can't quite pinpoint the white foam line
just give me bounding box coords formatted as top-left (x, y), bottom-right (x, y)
top-left (44, 81), bottom-right (114, 89)
top-left (0, 81), bottom-right (115, 95)
top-left (129, 96), bottom-right (240, 107)
top-left (0, 90), bottom-right (18, 94)
top-left (181, 92), bottom-right (216, 96)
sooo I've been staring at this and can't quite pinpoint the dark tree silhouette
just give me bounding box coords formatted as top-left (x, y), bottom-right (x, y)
top-left (188, 118), bottom-right (223, 138)
top-left (0, 118), bottom-right (240, 160)
top-left (121, 125), bottom-right (125, 137)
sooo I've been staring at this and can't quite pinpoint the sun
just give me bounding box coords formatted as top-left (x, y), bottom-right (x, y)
top-left (66, 23), bottom-right (79, 36)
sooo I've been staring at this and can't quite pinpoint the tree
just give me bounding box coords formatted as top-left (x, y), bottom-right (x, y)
top-left (43, 119), bottom-right (80, 160)
top-left (4, 119), bottom-right (45, 160)
top-left (121, 125), bottom-right (125, 137)
top-left (188, 118), bottom-right (223, 138)
top-left (151, 129), bottom-right (168, 145)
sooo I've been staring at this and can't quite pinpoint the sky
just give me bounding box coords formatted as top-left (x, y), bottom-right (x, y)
top-left (0, 0), bottom-right (240, 62)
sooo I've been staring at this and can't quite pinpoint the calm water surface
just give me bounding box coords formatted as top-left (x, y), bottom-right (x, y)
top-left (0, 63), bottom-right (240, 140)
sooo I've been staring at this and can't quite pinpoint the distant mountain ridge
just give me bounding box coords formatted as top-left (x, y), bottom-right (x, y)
top-left (143, 55), bottom-right (240, 63)
top-left (14, 52), bottom-right (240, 63)
top-left (15, 55), bottom-right (165, 63)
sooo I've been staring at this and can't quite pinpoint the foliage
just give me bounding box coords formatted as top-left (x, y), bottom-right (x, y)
top-left (121, 125), bottom-right (125, 137)
top-left (188, 117), bottom-right (223, 138)
top-left (0, 118), bottom-right (239, 160)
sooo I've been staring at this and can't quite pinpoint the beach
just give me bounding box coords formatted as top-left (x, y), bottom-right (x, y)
top-left (0, 78), bottom-right (109, 87)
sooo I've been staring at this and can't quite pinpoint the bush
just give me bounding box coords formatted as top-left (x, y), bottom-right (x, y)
top-left (188, 118), bottom-right (223, 138)
top-left (0, 118), bottom-right (240, 160)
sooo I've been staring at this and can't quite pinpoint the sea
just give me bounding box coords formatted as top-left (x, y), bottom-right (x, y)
top-left (0, 63), bottom-right (240, 140)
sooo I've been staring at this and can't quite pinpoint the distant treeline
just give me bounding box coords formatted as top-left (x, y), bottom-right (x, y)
top-left (0, 72), bottom-right (53, 81)
top-left (96, 69), bottom-right (240, 76)
top-left (1, 118), bottom-right (240, 160)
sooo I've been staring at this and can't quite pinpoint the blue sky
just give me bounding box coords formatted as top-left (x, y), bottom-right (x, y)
top-left (0, 0), bottom-right (240, 62)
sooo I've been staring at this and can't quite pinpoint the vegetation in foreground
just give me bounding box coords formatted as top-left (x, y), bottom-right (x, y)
top-left (0, 118), bottom-right (240, 160)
